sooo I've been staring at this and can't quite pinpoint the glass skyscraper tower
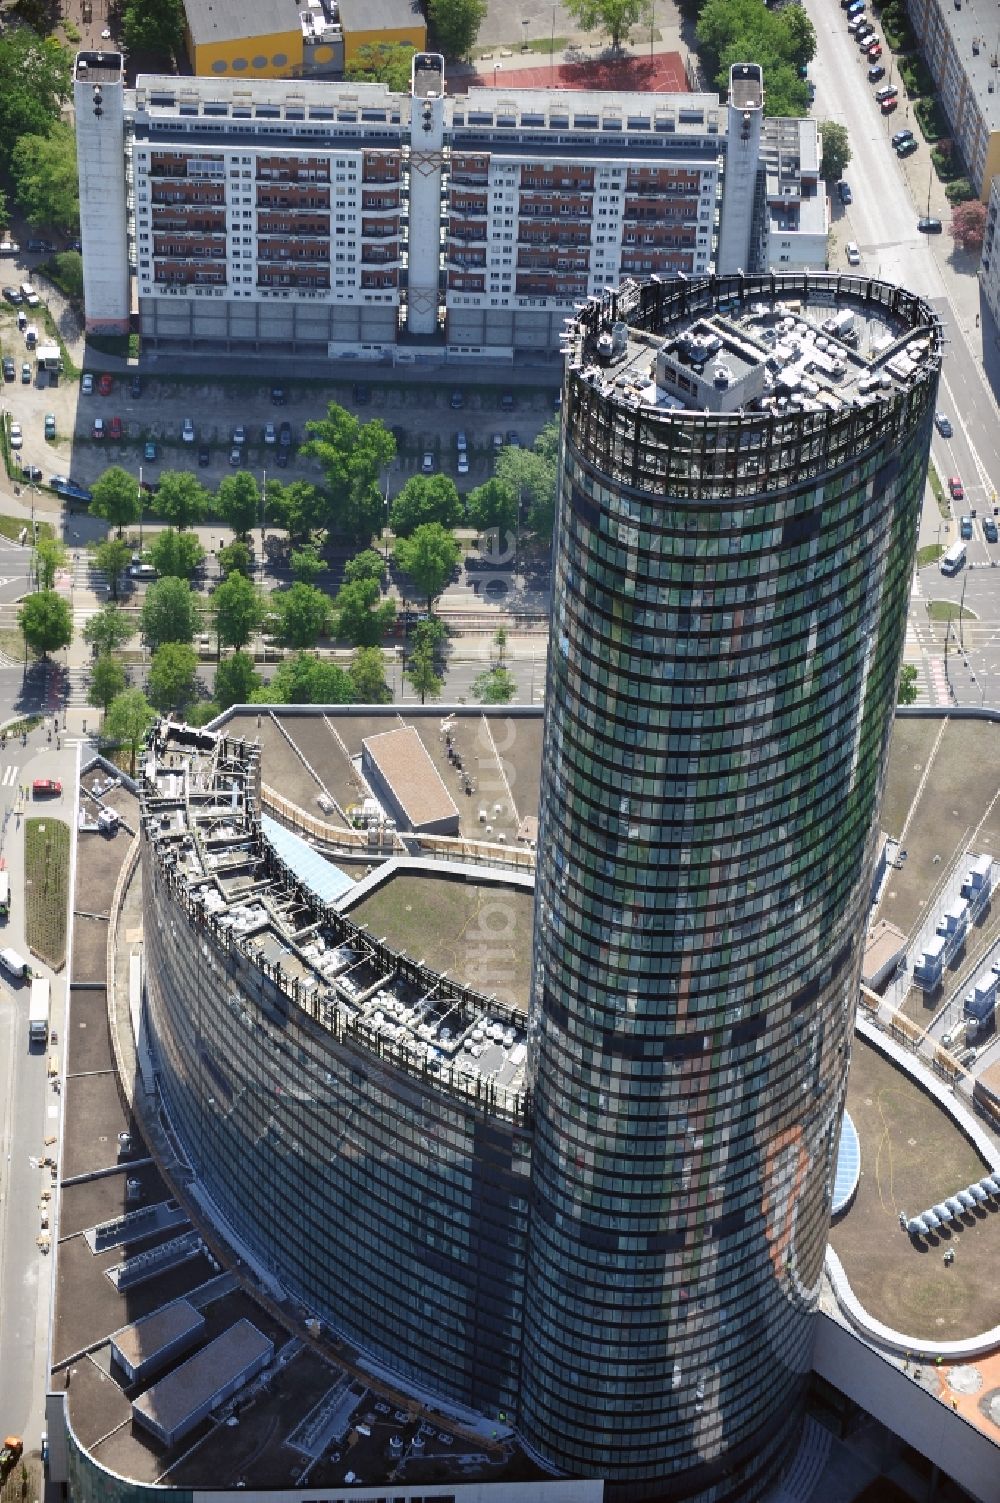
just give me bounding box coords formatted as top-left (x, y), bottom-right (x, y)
top-left (522, 273), bottom-right (942, 1500)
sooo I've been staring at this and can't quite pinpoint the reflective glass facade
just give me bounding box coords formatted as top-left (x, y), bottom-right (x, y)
top-left (521, 275), bottom-right (942, 1499)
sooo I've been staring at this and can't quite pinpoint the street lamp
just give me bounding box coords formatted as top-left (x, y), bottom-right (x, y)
top-left (138, 466), bottom-right (144, 551)
top-left (260, 466), bottom-right (267, 579)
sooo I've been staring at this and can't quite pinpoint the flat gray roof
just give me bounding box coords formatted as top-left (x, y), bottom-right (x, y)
top-left (183, 0), bottom-right (299, 48)
top-left (337, 0), bottom-right (425, 31)
top-left (363, 726), bottom-right (460, 831)
top-left (132, 1319), bottom-right (272, 1438)
top-left (112, 1299), bottom-right (205, 1373)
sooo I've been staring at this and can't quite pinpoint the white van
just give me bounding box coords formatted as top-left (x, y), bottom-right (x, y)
top-left (0, 946), bottom-right (29, 978)
top-left (20, 282), bottom-right (41, 307)
top-left (940, 540), bottom-right (966, 576)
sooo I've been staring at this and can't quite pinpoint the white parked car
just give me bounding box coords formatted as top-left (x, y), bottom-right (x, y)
top-left (455, 430), bottom-right (467, 452)
top-left (421, 451), bottom-right (434, 473)
top-left (846, 241), bottom-right (861, 265)
top-left (9, 421), bottom-right (22, 449)
top-left (457, 453), bottom-right (469, 476)
top-left (181, 417), bottom-right (195, 442)
top-left (263, 421), bottom-right (276, 445)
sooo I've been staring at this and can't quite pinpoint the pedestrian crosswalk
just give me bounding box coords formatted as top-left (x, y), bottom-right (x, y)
top-left (64, 667), bottom-right (92, 707)
top-left (0, 764), bottom-right (19, 787)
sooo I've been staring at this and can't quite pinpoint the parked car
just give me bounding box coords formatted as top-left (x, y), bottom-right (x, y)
top-left (275, 449), bottom-right (289, 467)
top-left (506, 430), bottom-right (521, 447)
top-left (934, 412), bottom-right (953, 437)
top-left (959, 515), bottom-right (973, 539)
top-left (501, 391), bottom-right (515, 411)
top-left (44, 413), bottom-right (56, 439)
top-left (868, 64), bottom-right (886, 81)
top-left (21, 362), bottom-right (31, 384)
top-left (918, 216), bottom-right (943, 233)
top-left (229, 446), bottom-right (243, 467)
top-left (838, 180), bottom-right (852, 205)
top-left (865, 42), bottom-right (883, 58)
top-left (263, 421), bottom-right (277, 445)
top-left (278, 420), bottom-right (292, 447)
top-left (130, 374), bottom-right (142, 398)
top-left (20, 463), bottom-right (42, 482)
top-left (457, 453), bottom-right (469, 475)
top-left (880, 96), bottom-right (897, 113)
top-left (847, 16), bottom-right (867, 33)
top-left (98, 372), bottom-right (113, 396)
top-left (143, 440), bottom-right (158, 461)
top-left (456, 430), bottom-right (468, 452)
top-left (197, 445), bottom-right (210, 466)
top-left (32, 778), bottom-right (62, 797)
top-left (232, 424), bottom-right (246, 446)
top-left (2, 286), bottom-right (22, 304)
top-left (855, 24), bottom-right (875, 42)
top-left (450, 390), bottom-right (464, 409)
top-left (1, 357), bottom-right (14, 382)
top-left (949, 476), bottom-right (965, 500)
top-left (92, 417), bottom-right (105, 439)
top-left (846, 241), bottom-right (861, 265)
top-left (875, 84), bottom-right (898, 102)
top-left (352, 383), bottom-right (370, 405)
top-left (493, 432), bottom-right (505, 451)
top-left (182, 417), bottom-right (195, 441)
top-left (108, 415), bottom-right (123, 440)
top-left (9, 421), bottom-right (22, 449)
top-left (896, 138), bottom-right (918, 157)
top-left (983, 518), bottom-right (998, 544)
top-left (271, 385), bottom-right (285, 405)
top-left (81, 372), bottom-right (94, 394)
top-left (892, 129), bottom-right (914, 148)
top-left (421, 451), bottom-right (435, 473)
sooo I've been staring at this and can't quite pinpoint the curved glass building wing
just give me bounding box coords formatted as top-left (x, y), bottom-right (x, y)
top-left (521, 274), bottom-right (942, 1499)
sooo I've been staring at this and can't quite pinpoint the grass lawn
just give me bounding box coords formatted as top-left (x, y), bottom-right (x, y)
top-left (0, 514), bottom-right (54, 544)
top-left (926, 599), bottom-right (976, 622)
top-left (916, 543), bottom-right (943, 568)
top-left (25, 816), bottom-right (71, 969)
top-left (927, 465), bottom-right (950, 519)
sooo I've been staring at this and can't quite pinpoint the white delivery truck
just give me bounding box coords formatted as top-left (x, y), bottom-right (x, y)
top-left (0, 866), bottom-right (8, 921)
top-left (28, 977), bottom-right (50, 1045)
top-left (0, 946), bottom-right (28, 979)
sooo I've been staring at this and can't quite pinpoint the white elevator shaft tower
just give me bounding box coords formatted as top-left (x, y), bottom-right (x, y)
top-left (406, 53), bottom-right (446, 337)
top-left (74, 51), bottom-right (130, 334)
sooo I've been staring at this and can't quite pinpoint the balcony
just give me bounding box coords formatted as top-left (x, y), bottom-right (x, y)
top-left (258, 271), bottom-right (331, 289)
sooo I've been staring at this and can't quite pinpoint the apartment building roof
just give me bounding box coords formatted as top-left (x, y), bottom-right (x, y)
top-left (362, 726), bottom-right (460, 833)
top-left (337, 0), bottom-right (424, 29)
top-left (927, 0), bottom-right (1000, 131)
top-left (183, 0), bottom-right (299, 48)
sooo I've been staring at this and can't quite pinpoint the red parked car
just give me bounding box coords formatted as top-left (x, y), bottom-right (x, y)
top-left (97, 372), bottom-right (113, 396)
top-left (108, 415), bottom-right (123, 440)
top-left (949, 476), bottom-right (965, 500)
top-left (880, 97), bottom-right (897, 113)
top-left (866, 42), bottom-right (883, 58)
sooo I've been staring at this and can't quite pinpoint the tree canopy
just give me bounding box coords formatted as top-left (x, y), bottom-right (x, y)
top-left (819, 121), bottom-right (851, 182)
top-left (11, 121), bottom-right (78, 231)
top-left (471, 665), bottom-right (518, 704)
top-left (90, 466), bottom-right (141, 535)
top-left (90, 655), bottom-right (127, 714)
top-left (257, 651), bottom-right (355, 706)
top-left (466, 477), bottom-right (518, 539)
top-left (140, 576), bottom-right (201, 651)
top-left (301, 403), bottom-right (395, 541)
top-left (93, 537), bottom-right (133, 602)
top-left (562, 0), bottom-right (653, 52)
top-left (272, 583), bottom-right (332, 649)
top-left (333, 577), bottom-right (396, 647)
top-left (349, 646), bottom-right (392, 704)
top-left (696, 0), bottom-right (815, 116)
top-left (155, 470), bottom-right (209, 530)
top-left (103, 688), bottom-right (154, 775)
top-left (216, 471), bottom-right (260, 538)
top-left (83, 603), bottom-right (133, 659)
top-left (33, 535), bottom-right (66, 590)
top-left (394, 524), bottom-right (461, 611)
top-left (147, 642), bottom-right (199, 716)
top-left (148, 528), bottom-right (205, 581)
top-left (343, 548), bottom-right (387, 586)
top-left (405, 644), bottom-right (443, 705)
top-left (0, 28), bottom-right (71, 175)
top-left (951, 199), bottom-right (987, 251)
top-left (122, 0), bottom-right (185, 56)
top-left (266, 479), bottom-right (328, 542)
top-left (427, 0), bottom-right (487, 59)
top-left (212, 571), bottom-right (264, 651)
top-left (215, 651), bottom-right (262, 711)
top-left (19, 589), bottom-right (72, 658)
top-left (218, 540), bottom-right (254, 578)
top-left (495, 445), bottom-right (558, 538)
top-left (345, 43), bottom-right (416, 92)
top-left (390, 474), bottom-right (462, 538)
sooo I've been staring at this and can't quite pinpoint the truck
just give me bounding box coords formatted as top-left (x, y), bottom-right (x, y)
top-left (29, 976), bottom-right (50, 1045)
top-left (36, 343), bottom-right (62, 374)
top-left (0, 863), bottom-right (9, 920)
top-left (0, 946), bottom-right (28, 979)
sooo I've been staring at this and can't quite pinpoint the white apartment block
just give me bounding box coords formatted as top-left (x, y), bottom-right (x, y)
top-left (905, 0), bottom-right (1000, 199)
top-left (74, 52), bottom-right (826, 361)
top-left (980, 174), bottom-right (1000, 331)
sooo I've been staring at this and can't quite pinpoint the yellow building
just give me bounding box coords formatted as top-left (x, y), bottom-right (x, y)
top-left (337, 0), bottom-right (426, 70)
top-left (183, 0), bottom-right (426, 81)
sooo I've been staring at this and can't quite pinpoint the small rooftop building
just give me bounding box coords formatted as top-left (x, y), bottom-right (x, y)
top-left (182, 0), bottom-right (426, 80)
top-left (131, 1320), bottom-right (273, 1447)
top-left (111, 1300), bottom-right (205, 1385)
top-left (862, 920), bottom-right (907, 992)
top-left (361, 726), bottom-right (460, 836)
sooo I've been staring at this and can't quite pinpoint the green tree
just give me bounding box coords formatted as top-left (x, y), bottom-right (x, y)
top-left (0, 186), bottom-right (9, 231)
top-left (819, 121), bottom-right (852, 182)
top-left (272, 583), bottom-right (332, 649)
top-left (147, 641), bottom-right (199, 716)
top-left (102, 688), bottom-right (154, 775)
top-left (93, 537), bottom-right (134, 601)
top-left (122, 0), bottom-right (185, 56)
top-left (290, 543), bottom-right (325, 584)
top-left (265, 479), bottom-right (328, 542)
top-left (140, 576), bottom-right (200, 651)
top-left (155, 470), bottom-right (208, 530)
top-left (411, 615), bottom-right (449, 660)
top-left (218, 540), bottom-right (254, 578)
top-left (333, 577), bottom-right (396, 647)
top-left (301, 403), bottom-right (395, 541)
top-left (18, 589), bottom-right (72, 658)
top-left (11, 122), bottom-right (78, 231)
top-left (257, 651), bottom-right (354, 705)
top-left (466, 477), bottom-right (517, 537)
top-left (495, 446), bottom-right (557, 538)
top-left (90, 466), bottom-right (141, 535)
top-left (405, 644), bottom-right (443, 705)
top-left (83, 603), bottom-right (133, 658)
top-left (215, 651), bottom-right (262, 711)
top-left (184, 702), bottom-right (221, 728)
top-left (345, 42), bottom-right (416, 91)
top-left (533, 416), bottom-right (560, 466)
top-left (897, 664), bottom-right (919, 705)
top-left (390, 474), bottom-right (462, 538)
top-left (395, 524), bottom-right (461, 611)
top-left (89, 654), bottom-right (126, 715)
top-left (0, 29), bottom-right (72, 175)
top-left (561, 0), bottom-right (653, 51)
top-left (33, 535), bottom-right (66, 590)
top-left (216, 471), bottom-right (260, 538)
top-left (148, 528), bottom-right (205, 581)
top-left (471, 665), bottom-right (518, 704)
top-left (212, 572), bottom-right (264, 651)
top-left (427, 0), bottom-right (487, 58)
top-left (349, 646), bottom-right (392, 704)
top-left (343, 548), bottom-right (387, 586)
top-left (49, 249), bottom-right (83, 300)
top-left (696, 0), bottom-right (813, 116)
